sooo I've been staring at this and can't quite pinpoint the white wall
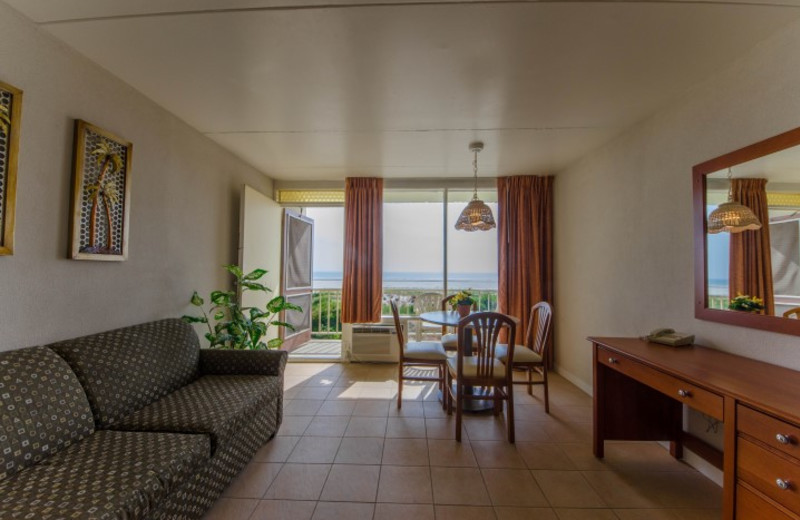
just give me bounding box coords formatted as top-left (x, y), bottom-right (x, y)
top-left (0, 3), bottom-right (277, 350)
top-left (554, 18), bottom-right (800, 392)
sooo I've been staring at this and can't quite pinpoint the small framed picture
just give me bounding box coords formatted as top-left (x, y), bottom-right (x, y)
top-left (69, 120), bottom-right (132, 261)
top-left (0, 80), bottom-right (22, 256)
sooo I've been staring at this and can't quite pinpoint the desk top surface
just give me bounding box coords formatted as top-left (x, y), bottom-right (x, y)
top-left (589, 337), bottom-right (800, 425)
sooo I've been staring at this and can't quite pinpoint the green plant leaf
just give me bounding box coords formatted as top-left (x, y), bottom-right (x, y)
top-left (213, 311), bottom-right (225, 321)
top-left (267, 338), bottom-right (284, 349)
top-left (210, 290), bottom-right (233, 305)
top-left (243, 268), bottom-right (268, 281)
top-left (224, 264), bottom-right (244, 279)
top-left (241, 281), bottom-right (268, 292)
top-left (182, 315), bottom-right (207, 324)
top-left (190, 291), bottom-right (204, 306)
top-left (250, 308), bottom-right (267, 320)
top-left (272, 320), bottom-right (296, 331)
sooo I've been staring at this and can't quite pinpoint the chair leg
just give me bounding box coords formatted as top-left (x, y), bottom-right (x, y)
top-left (507, 385), bottom-right (515, 443)
top-left (455, 384), bottom-right (463, 442)
top-left (397, 362), bottom-right (403, 409)
top-left (527, 366), bottom-right (533, 396)
top-left (446, 369), bottom-right (453, 416)
top-left (493, 386), bottom-right (502, 416)
top-left (543, 367), bottom-right (549, 414)
top-left (440, 363), bottom-right (447, 410)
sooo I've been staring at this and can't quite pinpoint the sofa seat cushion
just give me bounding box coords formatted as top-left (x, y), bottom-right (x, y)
top-left (110, 375), bottom-right (280, 454)
top-left (0, 430), bottom-right (209, 520)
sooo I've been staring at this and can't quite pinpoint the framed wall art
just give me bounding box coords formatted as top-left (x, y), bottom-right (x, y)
top-left (0, 80), bottom-right (22, 256)
top-left (69, 120), bottom-right (132, 261)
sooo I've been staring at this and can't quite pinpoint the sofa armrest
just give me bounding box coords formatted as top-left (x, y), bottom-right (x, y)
top-left (199, 349), bottom-right (288, 376)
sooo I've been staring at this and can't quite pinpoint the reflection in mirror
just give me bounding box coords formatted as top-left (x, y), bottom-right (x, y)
top-left (705, 147), bottom-right (800, 318)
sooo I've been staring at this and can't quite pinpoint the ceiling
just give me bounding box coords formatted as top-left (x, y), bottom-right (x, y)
top-left (6, 0), bottom-right (800, 181)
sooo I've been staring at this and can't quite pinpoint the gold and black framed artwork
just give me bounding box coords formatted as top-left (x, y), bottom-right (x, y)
top-left (69, 120), bottom-right (132, 261)
top-left (0, 80), bottom-right (22, 256)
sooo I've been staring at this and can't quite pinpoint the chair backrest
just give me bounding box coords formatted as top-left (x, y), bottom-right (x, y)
top-left (783, 306), bottom-right (800, 319)
top-left (526, 302), bottom-right (554, 360)
top-left (389, 300), bottom-right (406, 350)
top-left (457, 312), bottom-right (517, 380)
top-left (414, 292), bottom-right (443, 315)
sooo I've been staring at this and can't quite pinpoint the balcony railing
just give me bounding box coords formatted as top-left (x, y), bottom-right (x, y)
top-left (311, 287), bottom-right (499, 340)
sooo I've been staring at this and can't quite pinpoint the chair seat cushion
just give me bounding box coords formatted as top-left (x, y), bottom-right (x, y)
top-left (110, 374), bottom-right (280, 454)
top-left (495, 344), bottom-right (543, 364)
top-left (404, 341), bottom-right (447, 361)
top-left (0, 429), bottom-right (210, 520)
top-left (447, 356), bottom-right (507, 380)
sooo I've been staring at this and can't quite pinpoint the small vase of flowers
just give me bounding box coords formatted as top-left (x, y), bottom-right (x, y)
top-left (450, 290), bottom-right (475, 317)
top-left (728, 293), bottom-right (764, 313)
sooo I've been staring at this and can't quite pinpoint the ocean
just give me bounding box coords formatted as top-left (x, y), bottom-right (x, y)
top-left (313, 271), bottom-right (498, 290)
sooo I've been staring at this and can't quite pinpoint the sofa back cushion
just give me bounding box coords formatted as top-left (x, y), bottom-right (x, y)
top-left (48, 319), bottom-right (200, 428)
top-left (0, 346), bottom-right (95, 480)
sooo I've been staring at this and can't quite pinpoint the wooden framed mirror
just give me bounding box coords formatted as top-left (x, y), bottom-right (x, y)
top-left (694, 126), bottom-right (800, 336)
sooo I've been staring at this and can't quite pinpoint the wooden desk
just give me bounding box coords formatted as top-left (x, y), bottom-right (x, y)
top-left (591, 337), bottom-right (800, 520)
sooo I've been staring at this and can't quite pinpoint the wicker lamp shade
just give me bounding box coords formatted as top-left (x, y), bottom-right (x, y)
top-left (455, 198), bottom-right (496, 231)
top-left (707, 201), bottom-right (762, 234)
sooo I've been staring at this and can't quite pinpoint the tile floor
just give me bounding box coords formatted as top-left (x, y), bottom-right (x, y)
top-left (203, 362), bottom-right (722, 520)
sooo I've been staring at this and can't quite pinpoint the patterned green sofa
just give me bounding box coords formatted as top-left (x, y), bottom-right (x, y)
top-left (0, 319), bottom-right (287, 520)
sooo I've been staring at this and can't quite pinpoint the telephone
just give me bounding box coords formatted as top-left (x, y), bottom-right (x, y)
top-left (646, 328), bottom-right (694, 347)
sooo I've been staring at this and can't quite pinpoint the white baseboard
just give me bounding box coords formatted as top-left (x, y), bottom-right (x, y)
top-left (554, 364), bottom-right (593, 396)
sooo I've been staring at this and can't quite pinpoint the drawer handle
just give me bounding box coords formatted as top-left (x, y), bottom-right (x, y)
top-left (776, 433), bottom-right (794, 445)
top-left (677, 389), bottom-right (692, 398)
top-left (608, 357), bottom-right (618, 364)
top-left (776, 479), bottom-right (791, 491)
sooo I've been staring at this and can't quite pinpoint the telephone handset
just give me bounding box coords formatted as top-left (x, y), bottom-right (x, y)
top-left (647, 328), bottom-right (694, 347)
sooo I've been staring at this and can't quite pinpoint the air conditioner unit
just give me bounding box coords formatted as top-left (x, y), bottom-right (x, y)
top-left (343, 321), bottom-right (401, 363)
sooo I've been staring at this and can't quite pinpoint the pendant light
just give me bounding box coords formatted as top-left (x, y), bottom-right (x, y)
top-left (707, 169), bottom-right (762, 234)
top-left (455, 142), bottom-right (496, 232)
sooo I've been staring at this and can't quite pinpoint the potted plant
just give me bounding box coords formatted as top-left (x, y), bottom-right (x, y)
top-left (450, 290), bottom-right (475, 317)
top-left (183, 264), bottom-right (301, 349)
top-left (728, 293), bottom-right (764, 314)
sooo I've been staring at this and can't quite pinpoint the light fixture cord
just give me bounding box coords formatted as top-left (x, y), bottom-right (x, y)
top-left (472, 148), bottom-right (479, 200)
top-left (726, 168), bottom-right (734, 202)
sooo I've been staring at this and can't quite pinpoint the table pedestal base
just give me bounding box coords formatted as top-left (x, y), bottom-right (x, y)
top-left (440, 385), bottom-right (498, 413)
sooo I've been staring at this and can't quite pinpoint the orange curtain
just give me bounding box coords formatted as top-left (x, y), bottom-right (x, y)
top-left (497, 176), bottom-right (554, 367)
top-left (729, 178), bottom-right (774, 315)
top-left (342, 178), bottom-right (384, 323)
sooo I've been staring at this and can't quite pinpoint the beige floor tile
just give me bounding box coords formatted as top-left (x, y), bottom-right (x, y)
top-left (612, 510), bottom-right (676, 520)
top-left (386, 417), bottom-right (427, 438)
top-left (514, 404), bottom-right (550, 422)
top-left (559, 443), bottom-right (611, 471)
top-left (345, 416), bottom-right (388, 437)
top-left (287, 436), bottom-right (341, 464)
top-left (353, 399), bottom-right (391, 416)
top-left (463, 417), bottom-right (510, 441)
top-left (316, 400), bottom-right (356, 416)
top-left (222, 462), bottom-right (282, 498)
top-left (581, 470), bottom-right (660, 508)
top-left (304, 415), bottom-right (350, 437)
top-left (252, 436), bottom-right (300, 463)
top-left (639, 472), bottom-right (722, 509)
top-left (434, 505), bottom-right (497, 520)
top-left (335, 437), bottom-right (384, 464)
top-left (201, 498), bottom-right (259, 520)
top-left (471, 441), bottom-right (527, 469)
top-left (423, 400), bottom-right (449, 418)
top-left (382, 438), bottom-right (430, 466)
top-left (264, 463), bottom-right (331, 501)
top-left (373, 503), bottom-right (435, 520)
top-left (250, 500), bottom-right (316, 520)
top-left (531, 470), bottom-right (606, 508)
top-left (284, 399), bottom-right (324, 416)
top-left (602, 442), bottom-right (692, 473)
top-left (514, 420), bottom-right (556, 442)
top-left (311, 501), bottom-right (375, 520)
top-left (425, 418), bottom-right (460, 439)
top-left (543, 421), bottom-right (592, 444)
top-left (430, 466), bottom-right (491, 505)
top-left (516, 442), bottom-right (576, 470)
top-left (389, 401), bottom-right (425, 417)
top-left (319, 464), bottom-right (380, 502)
top-left (482, 468), bottom-right (549, 507)
top-left (277, 415), bottom-right (312, 436)
top-left (377, 465), bottom-right (433, 503)
top-left (495, 507), bottom-right (558, 520)
top-left (554, 509), bottom-right (619, 520)
top-left (663, 509), bottom-right (720, 520)
top-left (428, 439), bottom-right (478, 467)
top-left (293, 386), bottom-right (333, 400)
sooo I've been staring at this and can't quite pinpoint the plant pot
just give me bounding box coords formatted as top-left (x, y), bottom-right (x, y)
top-left (457, 303), bottom-right (471, 318)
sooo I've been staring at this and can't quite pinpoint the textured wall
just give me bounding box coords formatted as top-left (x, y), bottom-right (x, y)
top-left (0, 3), bottom-right (274, 350)
top-left (554, 18), bottom-right (800, 392)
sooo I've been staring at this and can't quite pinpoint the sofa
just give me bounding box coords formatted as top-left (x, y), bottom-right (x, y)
top-left (0, 318), bottom-right (287, 520)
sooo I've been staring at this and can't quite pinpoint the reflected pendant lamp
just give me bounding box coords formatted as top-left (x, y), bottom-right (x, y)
top-left (707, 169), bottom-right (762, 234)
top-left (455, 142), bottom-right (496, 232)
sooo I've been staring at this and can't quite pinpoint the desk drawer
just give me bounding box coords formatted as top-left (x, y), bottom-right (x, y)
top-left (738, 437), bottom-right (800, 515)
top-left (597, 347), bottom-right (723, 420)
top-left (736, 483), bottom-right (798, 520)
top-left (739, 405), bottom-right (800, 462)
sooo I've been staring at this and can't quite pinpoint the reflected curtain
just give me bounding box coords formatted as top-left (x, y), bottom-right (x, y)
top-left (729, 178), bottom-right (774, 315)
top-left (497, 176), bottom-right (554, 368)
top-left (342, 177), bottom-right (383, 323)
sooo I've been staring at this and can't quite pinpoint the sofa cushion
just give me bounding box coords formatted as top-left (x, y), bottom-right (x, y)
top-left (0, 429), bottom-right (209, 520)
top-left (110, 375), bottom-right (281, 453)
top-left (48, 319), bottom-right (200, 428)
top-left (0, 346), bottom-right (94, 481)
